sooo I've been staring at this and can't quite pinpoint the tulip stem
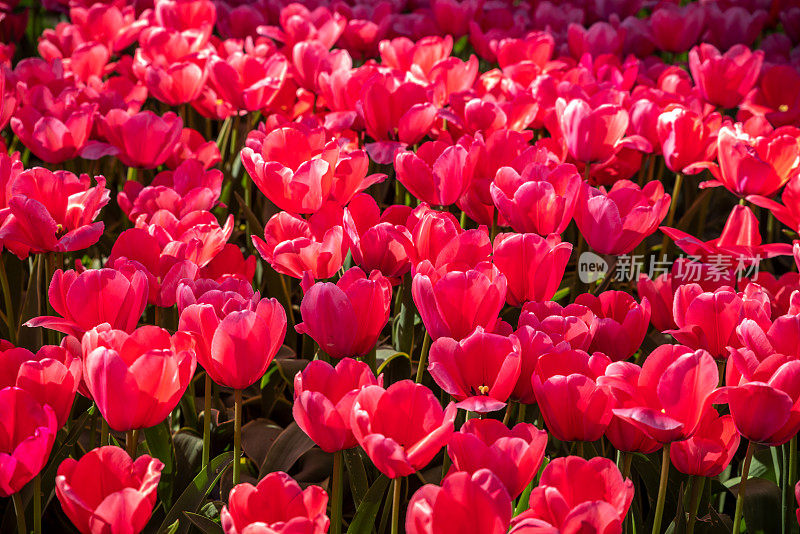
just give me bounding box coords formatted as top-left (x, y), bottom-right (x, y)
top-left (202, 373), bottom-right (212, 469)
top-left (660, 173), bottom-right (683, 257)
top-left (576, 441), bottom-right (584, 458)
top-left (331, 450), bottom-right (344, 534)
top-left (391, 477), bottom-right (402, 534)
top-left (279, 274), bottom-right (295, 326)
top-left (686, 475), bottom-right (704, 534)
top-left (0, 257), bottom-right (16, 344)
top-left (415, 333), bottom-right (431, 383)
top-left (733, 441), bottom-right (756, 534)
top-left (33, 474), bottom-right (41, 534)
top-left (12, 492), bottom-right (26, 534)
top-left (621, 451), bottom-right (633, 479)
top-left (126, 429), bottom-right (138, 457)
top-left (652, 444), bottom-right (671, 534)
top-left (517, 403), bottom-right (527, 425)
top-left (789, 437), bottom-right (798, 534)
top-left (502, 401), bottom-right (515, 426)
top-left (100, 417), bottom-right (109, 446)
top-left (233, 389), bottom-right (243, 486)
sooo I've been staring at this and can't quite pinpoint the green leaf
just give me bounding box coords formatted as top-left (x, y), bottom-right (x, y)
top-left (157, 452), bottom-right (233, 534)
top-left (183, 513), bottom-right (223, 534)
top-left (343, 448), bottom-right (369, 508)
top-left (737, 478), bottom-right (781, 534)
top-left (347, 475), bottom-right (391, 534)
top-left (233, 191), bottom-right (264, 237)
top-left (258, 422), bottom-right (316, 478)
top-left (145, 420), bottom-right (176, 508)
top-left (376, 352), bottom-right (410, 375)
top-left (551, 286), bottom-right (570, 302)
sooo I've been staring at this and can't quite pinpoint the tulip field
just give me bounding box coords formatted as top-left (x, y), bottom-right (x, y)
top-left (3, 0), bottom-right (800, 533)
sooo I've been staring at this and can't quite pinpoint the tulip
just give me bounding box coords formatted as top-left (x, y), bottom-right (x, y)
top-left (517, 456), bottom-right (633, 529)
top-left (412, 261), bottom-right (506, 341)
top-left (208, 52), bottom-right (288, 112)
top-left (406, 469), bottom-right (512, 534)
top-left (56, 446), bottom-right (164, 534)
top-left (0, 387), bottom-right (58, 497)
top-left (657, 105), bottom-right (721, 173)
top-left (518, 301), bottom-right (594, 351)
top-left (27, 268), bottom-right (149, 338)
top-left (741, 65), bottom-right (800, 128)
top-left (293, 358), bottom-right (381, 453)
top-left (136, 210), bottom-right (234, 269)
top-left (0, 168), bottom-right (109, 259)
top-left (144, 56), bottom-right (208, 106)
top-left (511, 325), bottom-right (569, 404)
top-left (493, 233), bottom-right (571, 306)
top-left (82, 324), bottom-right (197, 431)
top-left (447, 419), bottom-right (547, 498)
top-left (575, 291), bottom-right (650, 361)
top-left (10, 104), bottom-right (94, 164)
top-left (351, 380), bottom-right (457, 478)
top-left (509, 502), bottom-right (622, 533)
top-left (574, 180), bottom-right (670, 255)
top-left (408, 205), bottom-right (491, 270)
top-left (670, 409), bottom-right (740, 477)
top-left (0, 341), bottom-right (81, 427)
top-left (95, 109), bottom-right (183, 169)
top-left (395, 142), bottom-right (472, 207)
top-left (490, 161), bottom-right (582, 236)
top-left (611, 345), bottom-right (718, 444)
top-left (295, 268), bottom-right (392, 359)
top-left (165, 127), bottom-right (221, 170)
top-left (688, 43), bottom-right (763, 109)
top-left (687, 124), bottom-right (800, 198)
top-left (598, 362), bottom-right (661, 454)
top-left (532, 349), bottom-right (614, 442)
top-left (221, 471), bottom-right (329, 534)
top-left (428, 327), bottom-right (522, 413)
top-left (704, 6), bottom-right (767, 51)
top-left (649, 3), bottom-right (705, 53)
top-left (253, 204), bottom-right (347, 280)
top-left (343, 193), bottom-right (416, 283)
top-left (668, 284), bottom-right (771, 359)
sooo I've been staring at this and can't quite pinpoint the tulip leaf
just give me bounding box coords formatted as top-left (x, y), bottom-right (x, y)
top-left (346, 474), bottom-right (391, 534)
top-left (343, 448), bottom-right (370, 508)
top-left (376, 352), bottom-right (410, 375)
top-left (145, 420), bottom-right (176, 508)
top-left (258, 422), bottom-right (316, 478)
top-left (233, 191), bottom-right (264, 237)
top-left (183, 512), bottom-right (223, 534)
top-left (157, 452), bottom-right (233, 534)
top-left (736, 477), bottom-right (781, 534)
top-left (551, 286), bottom-right (570, 302)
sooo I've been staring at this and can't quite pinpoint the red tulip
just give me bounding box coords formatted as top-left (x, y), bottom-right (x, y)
top-left (408, 205), bottom-right (491, 271)
top-left (412, 261), bottom-right (506, 341)
top-left (717, 347), bottom-right (800, 445)
top-left (447, 419), bottom-right (547, 498)
top-left (687, 124), bottom-right (800, 198)
top-left (395, 141), bottom-right (472, 207)
top-left (555, 97), bottom-right (650, 165)
top-left (490, 160), bottom-right (582, 236)
top-left (704, 5), bottom-right (767, 52)
top-left (575, 291), bottom-right (650, 361)
top-left (741, 65), bottom-right (800, 128)
top-left (597, 362), bottom-right (661, 454)
top-left (56, 446), bottom-right (164, 534)
top-left (145, 55), bottom-right (207, 106)
top-left (221, 471), bottom-right (329, 534)
top-left (517, 456), bottom-right (633, 530)
top-left (343, 193), bottom-right (416, 283)
top-left (657, 104), bottom-right (721, 173)
top-left (668, 284), bottom-right (771, 359)
top-left (0, 387), bottom-right (58, 497)
top-left (178, 294), bottom-right (285, 390)
top-left (406, 469), bottom-right (512, 534)
top-left (509, 502), bottom-right (622, 533)
top-left (135, 210), bottom-right (234, 269)
top-left (649, 3), bottom-right (705, 53)
top-left (611, 345), bottom-right (718, 443)
top-left (293, 358), bottom-right (381, 453)
top-left (518, 301), bottom-right (594, 351)
top-left (295, 267), bottom-right (392, 359)
top-left (253, 204), bottom-right (347, 280)
top-left (428, 327), bottom-right (522, 413)
top-left (27, 268), bottom-right (149, 338)
top-left (0, 340), bottom-right (81, 427)
top-left (208, 51), bottom-right (288, 112)
top-left (165, 127), bottom-right (221, 170)
top-left (0, 168), bottom-right (109, 259)
top-left (493, 233), bottom-right (571, 306)
top-left (94, 109), bottom-right (183, 169)
top-left (670, 409), bottom-right (740, 477)
top-left (575, 180), bottom-right (670, 255)
top-left (10, 103), bottom-right (94, 164)
top-left (532, 349), bottom-right (614, 442)
top-left (266, 3), bottom-right (345, 50)
top-left (351, 380), bottom-right (456, 478)
top-left (82, 324), bottom-right (197, 431)
top-left (688, 43), bottom-right (763, 109)
top-left (511, 324), bottom-right (570, 404)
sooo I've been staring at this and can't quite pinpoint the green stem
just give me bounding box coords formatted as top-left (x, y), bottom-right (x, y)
top-left (331, 450), bottom-right (344, 534)
top-left (516, 403), bottom-right (527, 425)
top-left (202, 373), bottom-right (212, 469)
top-left (660, 173), bottom-right (683, 257)
top-left (33, 474), bottom-right (41, 534)
top-left (391, 477), bottom-right (402, 534)
top-left (652, 444), bottom-right (671, 534)
top-left (733, 441), bottom-right (756, 534)
top-left (279, 274), bottom-right (295, 326)
top-left (12, 492), bottom-right (26, 534)
top-left (0, 256), bottom-right (16, 345)
top-left (577, 441), bottom-right (584, 459)
top-left (415, 333), bottom-right (431, 383)
top-left (621, 451), bottom-right (633, 480)
top-left (502, 401), bottom-right (516, 426)
top-left (233, 389), bottom-right (243, 486)
top-left (126, 429), bottom-right (139, 458)
top-left (789, 437), bottom-right (798, 534)
top-left (100, 417), bottom-right (109, 446)
top-left (687, 475), bottom-right (704, 534)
